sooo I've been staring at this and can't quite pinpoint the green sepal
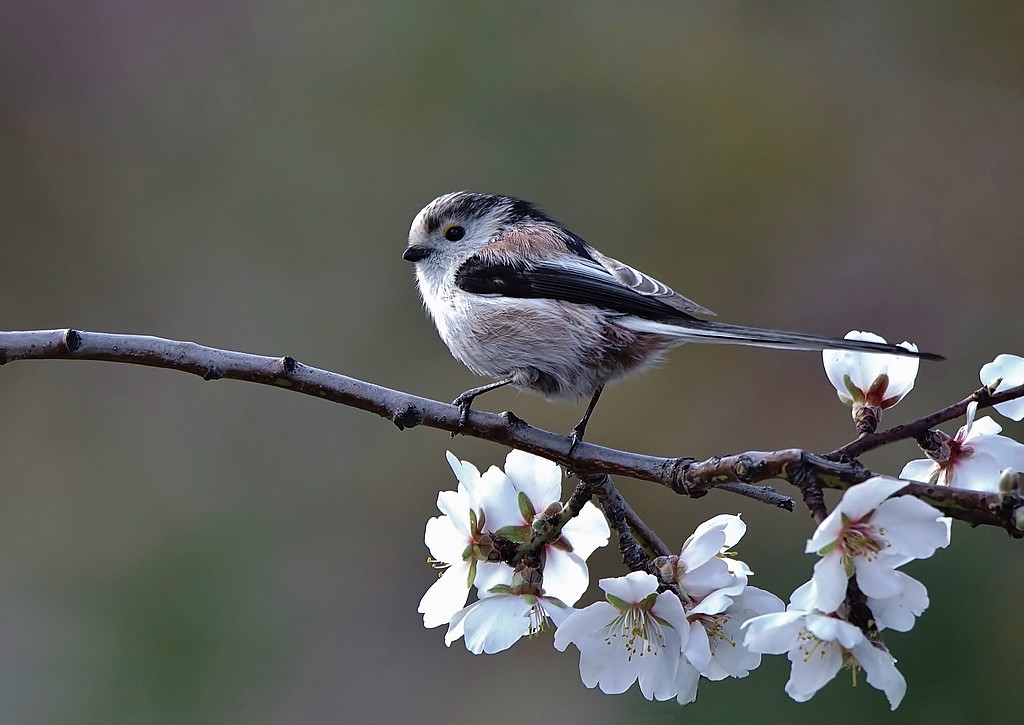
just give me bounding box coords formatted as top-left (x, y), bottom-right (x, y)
top-left (651, 614), bottom-right (677, 630)
top-left (639, 592), bottom-right (659, 610)
top-left (605, 593), bottom-right (630, 610)
top-left (518, 491), bottom-right (536, 522)
top-left (495, 525), bottom-right (531, 544)
top-left (843, 374), bottom-right (865, 403)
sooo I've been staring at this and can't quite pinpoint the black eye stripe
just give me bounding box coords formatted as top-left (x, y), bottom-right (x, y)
top-left (444, 225), bottom-right (466, 242)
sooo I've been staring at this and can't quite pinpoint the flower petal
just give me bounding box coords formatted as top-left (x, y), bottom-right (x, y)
top-left (445, 451), bottom-right (481, 488)
top-left (805, 508), bottom-right (845, 554)
top-left (675, 662), bottom-right (701, 704)
top-left (600, 571), bottom-right (659, 603)
top-left (785, 636), bottom-right (842, 702)
top-left (454, 595), bottom-right (533, 654)
top-left (743, 611), bottom-right (806, 654)
top-left (684, 620), bottom-right (713, 671)
top-left (559, 502), bottom-right (610, 561)
top-left (853, 556), bottom-right (904, 600)
top-left (679, 528), bottom-right (728, 572)
top-left (424, 514), bottom-right (468, 563)
top-left (652, 590), bottom-right (691, 636)
top-left (474, 562), bottom-right (514, 596)
top-left (541, 549), bottom-right (589, 606)
top-left (867, 571), bottom-right (929, 633)
top-left (805, 613), bottom-right (864, 649)
top-left (981, 354), bottom-right (1024, 421)
top-left (807, 551), bottom-right (848, 613)
top-left (834, 477), bottom-right (907, 520)
top-left (679, 556), bottom-right (747, 600)
top-left (475, 468), bottom-right (522, 530)
top-left (553, 601), bottom-right (617, 652)
top-left (966, 415), bottom-right (1003, 438)
top-left (947, 451), bottom-right (1008, 492)
top-left (871, 496), bottom-right (950, 560)
top-left (503, 449), bottom-right (562, 510)
top-left (419, 562), bottom-right (472, 628)
top-left (900, 458), bottom-right (939, 484)
top-left (852, 640), bottom-right (906, 710)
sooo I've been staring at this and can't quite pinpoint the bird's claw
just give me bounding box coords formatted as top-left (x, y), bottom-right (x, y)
top-left (451, 396), bottom-right (472, 438)
top-left (567, 427), bottom-right (584, 458)
top-left (564, 426), bottom-right (587, 478)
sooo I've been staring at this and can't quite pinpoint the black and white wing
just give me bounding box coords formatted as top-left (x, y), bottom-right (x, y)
top-left (453, 253), bottom-right (942, 360)
top-left (585, 247), bottom-right (716, 318)
top-left (454, 253), bottom-right (703, 322)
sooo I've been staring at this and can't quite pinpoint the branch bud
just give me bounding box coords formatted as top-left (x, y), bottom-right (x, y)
top-left (999, 468), bottom-right (1020, 496)
top-left (916, 429), bottom-right (953, 464)
top-left (852, 403), bottom-right (882, 434)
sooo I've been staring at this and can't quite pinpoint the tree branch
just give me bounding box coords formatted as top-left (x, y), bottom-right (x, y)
top-left (828, 383), bottom-right (1024, 461)
top-left (2, 329), bottom-right (1022, 536)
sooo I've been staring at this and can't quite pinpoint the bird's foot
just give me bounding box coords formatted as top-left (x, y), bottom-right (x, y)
top-left (450, 394), bottom-right (475, 438)
top-left (567, 425), bottom-right (586, 458)
top-left (564, 422), bottom-right (589, 478)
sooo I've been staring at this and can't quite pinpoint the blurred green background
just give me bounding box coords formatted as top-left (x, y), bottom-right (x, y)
top-left (2, 2), bottom-right (1023, 723)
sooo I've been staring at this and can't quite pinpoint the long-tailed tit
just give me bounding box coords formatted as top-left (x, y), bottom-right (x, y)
top-left (403, 191), bottom-right (941, 452)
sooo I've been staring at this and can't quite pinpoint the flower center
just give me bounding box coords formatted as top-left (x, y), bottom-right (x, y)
top-left (838, 517), bottom-right (885, 572)
top-left (606, 606), bottom-right (668, 661)
top-left (797, 628), bottom-right (828, 662)
top-left (692, 612), bottom-right (732, 649)
top-left (527, 600), bottom-right (552, 638)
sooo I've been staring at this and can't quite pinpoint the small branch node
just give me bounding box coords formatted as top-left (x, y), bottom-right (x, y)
top-left (64, 329), bottom-right (83, 353)
top-left (392, 403), bottom-right (424, 431)
top-left (203, 366), bottom-right (223, 381)
top-left (280, 355), bottom-right (298, 376)
top-left (501, 410), bottom-right (527, 429)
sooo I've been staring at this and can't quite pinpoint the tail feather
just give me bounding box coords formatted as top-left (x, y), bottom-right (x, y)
top-left (629, 319), bottom-right (943, 360)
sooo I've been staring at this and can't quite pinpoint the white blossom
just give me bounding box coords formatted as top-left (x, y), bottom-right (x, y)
top-left (804, 477), bottom-right (950, 613)
top-left (981, 354), bottom-right (1024, 421)
top-left (866, 571), bottom-right (929, 633)
top-left (823, 331), bottom-right (919, 409)
top-left (418, 452), bottom-right (517, 628)
top-left (901, 402), bottom-right (1024, 492)
top-left (744, 583), bottom-right (906, 710)
top-left (554, 572), bottom-right (690, 701)
top-left (676, 586), bottom-right (784, 704)
top-left (445, 570), bottom-right (572, 654)
top-left (658, 514), bottom-right (750, 600)
top-left (479, 450), bottom-right (609, 606)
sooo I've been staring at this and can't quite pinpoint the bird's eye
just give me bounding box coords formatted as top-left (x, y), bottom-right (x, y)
top-left (444, 225), bottom-right (465, 242)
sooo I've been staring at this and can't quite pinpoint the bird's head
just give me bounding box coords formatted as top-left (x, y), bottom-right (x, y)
top-left (403, 191), bottom-right (552, 273)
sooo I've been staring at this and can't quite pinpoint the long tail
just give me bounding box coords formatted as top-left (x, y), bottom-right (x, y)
top-left (628, 318), bottom-right (943, 360)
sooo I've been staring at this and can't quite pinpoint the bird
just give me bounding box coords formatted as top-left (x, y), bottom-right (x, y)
top-left (402, 191), bottom-right (942, 454)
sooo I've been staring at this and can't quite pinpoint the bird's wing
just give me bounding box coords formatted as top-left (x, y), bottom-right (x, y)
top-left (453, 254), bottom-right (943, 360)
top-left (585, 247), bottom-right (716, 318)
top-left (454, 254), bottom-right (703, 322)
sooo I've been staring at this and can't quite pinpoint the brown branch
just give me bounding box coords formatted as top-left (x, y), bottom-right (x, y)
top-left (587, 474), bottom-right (655, 572)
top-left (828, 383), bottom-right (1024, 461)
top-left (2, 329), bottom-right (1022, 536)
top-left (0, 329), bottom-right (791, 505)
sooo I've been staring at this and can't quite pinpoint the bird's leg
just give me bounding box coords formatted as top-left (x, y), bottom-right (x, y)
top-left (451, 376), bottom-right (516, 437)
top-left (568, 386), bottom-right (604, 458)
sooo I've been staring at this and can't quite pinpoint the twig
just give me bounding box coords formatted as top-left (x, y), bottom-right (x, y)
top-left (828, 384), bottom-right (1024, 461)
top-left (587, 474), bottom-right (652, 572)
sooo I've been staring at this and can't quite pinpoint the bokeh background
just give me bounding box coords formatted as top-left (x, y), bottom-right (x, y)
top-left (2, 2), bottom-right (1023, 723)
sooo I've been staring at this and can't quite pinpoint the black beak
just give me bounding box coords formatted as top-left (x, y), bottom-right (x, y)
top-left (402, 246), bottom-right (431, 263)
